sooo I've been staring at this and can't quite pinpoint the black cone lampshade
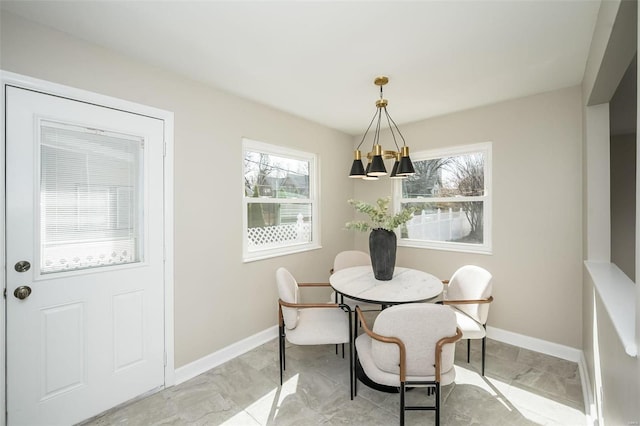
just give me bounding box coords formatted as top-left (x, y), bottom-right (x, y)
top-left (397, 146), bottom-right (415, 176)
top-left (349, 150), bottom-right (366, 178)
top-left (368, 145), bottom-right (387, 176)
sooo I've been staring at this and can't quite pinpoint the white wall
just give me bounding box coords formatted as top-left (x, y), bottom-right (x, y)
top-left (351, 87), bottom-right (584, 349)
top-left (0, 11), bottom-right (355, 368)
top-left (581, 0), bottom-right (640, 424)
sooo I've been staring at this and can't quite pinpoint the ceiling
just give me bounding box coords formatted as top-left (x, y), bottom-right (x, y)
top-left (1, 1), bottom-right (602, 135)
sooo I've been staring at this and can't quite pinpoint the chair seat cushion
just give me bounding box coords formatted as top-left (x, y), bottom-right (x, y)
top-left (453, 308), bottom-right (486, 339)
top-left (286, 307), bottom-right (350, 345)
top-left (355, 334), bottom-right (456, 387)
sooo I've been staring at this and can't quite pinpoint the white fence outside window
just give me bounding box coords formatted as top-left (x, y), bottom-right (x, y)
top-left (405, 208), bottom-right (471, 242)
top-left (248, 213), bottom-right (311, 250)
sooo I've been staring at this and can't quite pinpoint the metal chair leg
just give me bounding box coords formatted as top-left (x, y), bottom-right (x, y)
top-left (348, 311), bottom-right (354, 400)
top-left (467, 339), bottom-right (470, 363)
top-left (481, 336), bottom-right (486, 376)
top-left (279, 325), bottom-right (285, 385)
top-left (435, 382), bottom-right (441, 426)
top-left (400, 382), bottom-right (406, 426)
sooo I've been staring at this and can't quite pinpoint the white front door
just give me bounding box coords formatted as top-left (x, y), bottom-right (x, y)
top-left (6, 86), bottom-right (166, 425)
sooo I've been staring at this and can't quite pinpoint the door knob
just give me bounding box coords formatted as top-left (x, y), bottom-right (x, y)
top-left (13, 286), bottom-right (32, 300)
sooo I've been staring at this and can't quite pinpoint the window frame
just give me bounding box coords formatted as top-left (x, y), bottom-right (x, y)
top-left (242, 138), bottom-right (320, 262)
top-left (394, 141), bottom-right (492, 254)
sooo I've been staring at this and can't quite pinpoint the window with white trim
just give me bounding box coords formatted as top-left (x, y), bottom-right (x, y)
top-left (242, 138), bottom-right (319, 261)
top-left (395, 142), bottom-right (492, 253)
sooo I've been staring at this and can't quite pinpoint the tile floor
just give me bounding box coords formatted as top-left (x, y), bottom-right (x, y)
top-left (85, 322), bottom-right (586, 426)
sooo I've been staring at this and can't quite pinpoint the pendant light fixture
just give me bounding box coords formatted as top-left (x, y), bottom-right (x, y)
top-left (349, 76), bottom-right (415, 180)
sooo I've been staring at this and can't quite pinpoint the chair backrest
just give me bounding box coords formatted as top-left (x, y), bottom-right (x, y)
top-left (447, 265), bottom-right (493, 324)
top-left (333, 250), bottom-right (371, 273)
top-left (276, 267), bottom-right (299, 329)
top-left (371, 303), bottom-right (457, 377)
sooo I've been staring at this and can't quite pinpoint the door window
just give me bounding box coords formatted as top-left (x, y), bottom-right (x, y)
top-left (39, 121), bottom-right (144, 274)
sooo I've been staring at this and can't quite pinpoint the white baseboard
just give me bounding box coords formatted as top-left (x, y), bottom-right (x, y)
top-left (487, 326), bottom-right (596, 426)
top-left (578, 351), bottom-right (598, 426)
top-left (174, 325), bottom-right (278, 385)
top-left (486, 326), bottom-right (582, 362)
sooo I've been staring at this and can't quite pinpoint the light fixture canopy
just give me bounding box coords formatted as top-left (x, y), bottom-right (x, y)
top-left (349, 76), bottom-right (415, 180)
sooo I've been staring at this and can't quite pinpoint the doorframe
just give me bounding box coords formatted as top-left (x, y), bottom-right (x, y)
top-left (0, 70), bottom-right (175, 426)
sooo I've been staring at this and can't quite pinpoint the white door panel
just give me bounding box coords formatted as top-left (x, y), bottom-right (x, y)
top-left (6, 86), bottom-right (165, 425)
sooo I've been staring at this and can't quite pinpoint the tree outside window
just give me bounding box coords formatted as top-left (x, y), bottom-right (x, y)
top-left (242, 139), bottom-right (318, 261)
top-left (396, 142), bottom-right (491, 253)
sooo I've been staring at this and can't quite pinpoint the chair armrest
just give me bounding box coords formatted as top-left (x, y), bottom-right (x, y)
top-left (279, 299), bottom-right (349, 309)
top-left (356, 307), bottom-right (407, 380)
top-left (435, 327), bottom-right (463, 382)
top-left (298, 282), bottom-right (331, 288)
top-left (278, 299), bottom-right (351, 326)
top-left (355, 306), bottom-right (404, 345)
top-left (279, 299), bottom-right (351, 313)
top-left (442, 295), bottom-right (493, 305)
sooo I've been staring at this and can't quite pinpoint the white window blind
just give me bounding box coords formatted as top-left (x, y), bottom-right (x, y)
top-left (39, 121), bottom-right (144, 273)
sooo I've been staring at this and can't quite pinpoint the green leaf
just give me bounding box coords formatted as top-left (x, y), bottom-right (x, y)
top-left (345, 197), bottom-right (415, 232)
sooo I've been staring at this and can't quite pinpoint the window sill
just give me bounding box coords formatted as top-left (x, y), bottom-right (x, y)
top-left (398, 239), bottom-right (492, 255)
top-left (242, 243), bottom-right (321, 263)
top-left (585, 261), bottom-right (637, 357)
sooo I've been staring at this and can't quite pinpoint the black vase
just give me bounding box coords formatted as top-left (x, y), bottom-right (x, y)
top-left (369, 229), bottom-right (397, 281)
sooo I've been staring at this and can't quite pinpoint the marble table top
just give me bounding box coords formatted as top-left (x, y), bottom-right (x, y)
top-left (329, 265), bottom-right (443, 305)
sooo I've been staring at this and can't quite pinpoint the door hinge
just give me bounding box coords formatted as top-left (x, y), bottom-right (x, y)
top-left (3, 288), bottom-right (6, 298)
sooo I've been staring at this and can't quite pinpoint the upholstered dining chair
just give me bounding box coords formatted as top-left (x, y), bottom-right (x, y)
top-left (441, 265), bottom-right (493, 376)
top-left (329, 250), bottom-right (380, 313)
top-left (354, 304), bottom-right (462, 426)
top-left (330, 250), bottom-right (371, 274)
top-left (276, 267), bottom-right (354, 399)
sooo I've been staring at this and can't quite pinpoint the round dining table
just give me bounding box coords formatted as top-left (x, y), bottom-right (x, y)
top-left (330, 265), bottom-right (444, 393)
top-left (329, 265), bottom-right (443, 306)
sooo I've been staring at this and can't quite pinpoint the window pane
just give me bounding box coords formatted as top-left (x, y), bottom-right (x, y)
top-left (403, 152), bottom-right (485, 198)
top-left (402, 201), bottom-right (484, 244)
top-left (244, 151), bottom-right (309, 199)
top-left (40, 122), bottom-right (142, 273)
top-left (246, 203), bottom-right (312, 250)
top-left (242, 138), bottom-right (318, 261)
